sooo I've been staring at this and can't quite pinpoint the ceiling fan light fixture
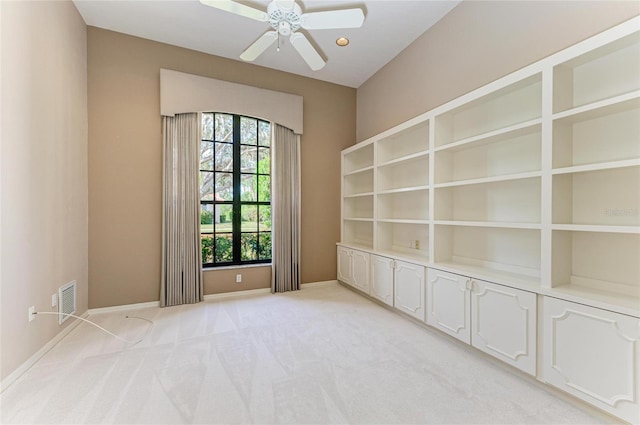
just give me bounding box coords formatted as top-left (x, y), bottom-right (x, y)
top-left (336, 37), bottom-right (350, 47)
top-left (279, 21), bottom-right (292, 35)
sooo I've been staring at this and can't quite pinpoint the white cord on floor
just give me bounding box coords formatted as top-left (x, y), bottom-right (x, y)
top-left (34, 312), bottom-right (154, 346)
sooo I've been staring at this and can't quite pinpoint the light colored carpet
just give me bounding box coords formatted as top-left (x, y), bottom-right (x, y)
top-left (1, 282), bottom-right (604, 424)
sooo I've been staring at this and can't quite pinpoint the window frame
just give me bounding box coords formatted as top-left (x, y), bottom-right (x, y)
top-left (200, 113), bottom-right (272, 268)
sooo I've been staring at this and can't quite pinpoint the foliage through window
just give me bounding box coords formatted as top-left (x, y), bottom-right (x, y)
top-left (200, 113), bottom-right (271, 267)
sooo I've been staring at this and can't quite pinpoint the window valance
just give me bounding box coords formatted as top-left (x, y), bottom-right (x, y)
top-left (160, 69), bottom-right (304, 134)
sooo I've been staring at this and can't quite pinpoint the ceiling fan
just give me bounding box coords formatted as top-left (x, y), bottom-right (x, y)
top-left (200, 0), bottom-right (365, 71)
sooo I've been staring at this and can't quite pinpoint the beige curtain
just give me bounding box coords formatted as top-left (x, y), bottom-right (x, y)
top-left (161, 113), bottom-right (203, 307)
top-left (271, 124), bottom-right (301, 293)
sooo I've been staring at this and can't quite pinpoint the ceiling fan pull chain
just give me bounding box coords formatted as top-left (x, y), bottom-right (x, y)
top-left (277, 32), bottom-right (280, 52)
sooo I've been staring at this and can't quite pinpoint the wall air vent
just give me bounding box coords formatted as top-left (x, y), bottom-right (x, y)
top-left (58, 281), bottom-right (77, 324)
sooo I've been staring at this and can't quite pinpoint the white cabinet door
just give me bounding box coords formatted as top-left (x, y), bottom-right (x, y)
top-left (426, 268), bottom-right (471, 344)
top-left (471, 279), bottom-right (537, 375)
top-left (370, 255), bottom-right (394, 306)
top-left (542, 297), bottom-right (640, 424)
top-left (337, 247), bottom-right (353, 285)
top-left (394, 260), bottom-right (425, 321)
top-left (351, 250), bottom-right (370, 293)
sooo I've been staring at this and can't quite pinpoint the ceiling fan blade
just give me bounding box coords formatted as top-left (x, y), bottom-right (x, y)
top-left (290, 33), bottom-right (326, 71)
top-left (240, 31), bottom-right (278, 62)
top-left (199, 0), bottom-right (269, 22)
top-left (300, 8), bottom-right (364, 30)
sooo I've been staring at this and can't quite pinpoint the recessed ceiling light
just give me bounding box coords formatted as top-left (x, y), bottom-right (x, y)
top-left (336, 37), bottom-right (350, 47)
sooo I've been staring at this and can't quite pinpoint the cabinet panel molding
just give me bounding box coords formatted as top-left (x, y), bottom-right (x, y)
top-left (471, 280), bottom-right (537, 375)
top-left (351, 250), bottom-right (371, 293)
top-left (543, 297), bottom-right (639, 423)
top-left (370, 255), bottom-right (394, 306)
top-left (426, 269), bottom-right (471, 344)
top-left (337, 247), bottom-right (370, 294)
top-left (394, 261), bottom-right (426, 321)
top-left (337, 247), bottom-right (353, 284)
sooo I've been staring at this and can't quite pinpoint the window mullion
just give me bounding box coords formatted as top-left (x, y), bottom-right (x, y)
top-left (213, 142), bottom-right (218, 264)
top-left (232, 115), bottom-right (242, 264)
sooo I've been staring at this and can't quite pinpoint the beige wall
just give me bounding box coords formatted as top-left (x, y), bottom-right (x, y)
top-left (88, 28), bottom-right (356, 308)
top-left (356, 1), bottom-right (640, 142)
top-left (203, 266), bottom-right (272, 295)
top-left (0, 1), bottom-right (88, 381)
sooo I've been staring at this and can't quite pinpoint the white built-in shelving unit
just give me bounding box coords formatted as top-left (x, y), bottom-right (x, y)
top-left (431, 73), bottom-right (544, 288)
top-left (342, 118), bottom-right (431, 261)
top-left (338, 17), bottom-right (640, 424)
top-left (342, 143), bottom-right (374, 249)
top-left (548, 28), bottom-right (640, 318)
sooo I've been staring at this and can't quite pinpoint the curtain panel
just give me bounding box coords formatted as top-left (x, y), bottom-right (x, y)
top-left (271, 124), bottom-right (301, 293)
top-left (161, 113), bottom-right (203, 306)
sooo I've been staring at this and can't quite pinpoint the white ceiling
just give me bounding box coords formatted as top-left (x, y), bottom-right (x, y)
top-left (73, 0), bottom-right (461, 88)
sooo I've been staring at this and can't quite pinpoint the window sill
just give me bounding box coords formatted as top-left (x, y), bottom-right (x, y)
top-left (203, 263), bottom-right (272, 272)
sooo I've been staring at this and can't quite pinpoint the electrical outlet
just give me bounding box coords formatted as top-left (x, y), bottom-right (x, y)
top-left (28, 306), bottom-right (35, 322)
top-left (415, 240), bottom-right (420, 250)
top-left (236, 274), bottom-right (242, 283)
top-left (52, 294), bottom-right (58, 308)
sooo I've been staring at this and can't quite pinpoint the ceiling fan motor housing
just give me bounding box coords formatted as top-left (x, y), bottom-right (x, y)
top-left (268, 1), bottom-right (301, 35)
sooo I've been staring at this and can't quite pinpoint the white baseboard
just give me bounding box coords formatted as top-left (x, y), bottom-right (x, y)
top-left (88, 301), bottom-right (160, 316)
top-left (204, 281), bottom-right (337, 299)
top-left (204, 287), bottom-right (271, 300)
top-left (89, 288), bottom-right (275, 312)
top-left (88, 281), bottom-right (338, 314)
top-left (301, 280), bottom-right (338, 288)
top-left (1, 311), bottom-right (89, 393)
